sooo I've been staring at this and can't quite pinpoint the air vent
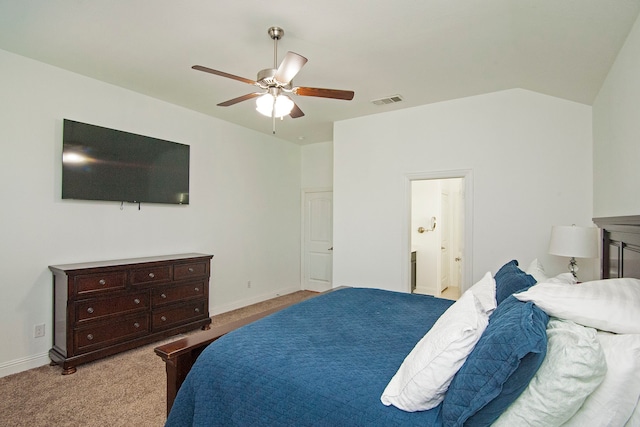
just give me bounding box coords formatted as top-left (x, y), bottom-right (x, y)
top-left (371, 94), bottom-right (404, 106)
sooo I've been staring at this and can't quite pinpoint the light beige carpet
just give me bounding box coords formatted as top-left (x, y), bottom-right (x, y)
top-left (0, 290), bottom-right (317, 427)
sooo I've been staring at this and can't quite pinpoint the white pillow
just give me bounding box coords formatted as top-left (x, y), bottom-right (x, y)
top-left (563, 332), bottom-right (640, 427)
top-left (524, 258), bottom-right (548, 282)
top-left (625, 399), bottom-right (640, 427)
top-left (493, 318), bottom-right (607, 427)
top-left (380, 290), bottom-right (489, 411)
top-left (514, 278), bottom-right (640, 334)
top-left (523, 259), bottom-right (576, 284)
top-left (546, 272), bottom-right (577, 285)
top-left (467, 271), bottom-right (496, 314)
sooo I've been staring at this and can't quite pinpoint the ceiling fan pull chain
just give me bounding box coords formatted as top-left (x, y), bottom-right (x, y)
top-left (272, 92), bottom-right (276, 134)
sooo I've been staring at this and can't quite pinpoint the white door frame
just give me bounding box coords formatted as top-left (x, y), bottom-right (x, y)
top-left (403, 170), bottom-right (474, 293)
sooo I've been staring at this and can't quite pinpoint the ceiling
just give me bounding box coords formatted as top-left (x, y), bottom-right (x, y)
top-left (1, 1), bottom-right (639, 145)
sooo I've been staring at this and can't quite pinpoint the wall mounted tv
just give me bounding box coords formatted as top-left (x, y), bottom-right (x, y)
top-left (62, 119), bottom-right (189, 205)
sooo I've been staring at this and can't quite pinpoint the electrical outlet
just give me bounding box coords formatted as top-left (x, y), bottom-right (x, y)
top-left (34, 323), bottom-right (45, 338)
top-left (247, 281), bottom-right (251, 288)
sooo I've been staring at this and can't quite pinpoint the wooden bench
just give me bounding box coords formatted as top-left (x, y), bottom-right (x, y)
top-left (154, 299), bottom-right (304, 415)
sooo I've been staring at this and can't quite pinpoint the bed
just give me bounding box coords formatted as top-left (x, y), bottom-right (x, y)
top-left (155, 215), bottom-right (640, 426)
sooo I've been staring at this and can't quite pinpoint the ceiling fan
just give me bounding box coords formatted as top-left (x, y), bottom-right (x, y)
top-left (192, 26), bottom-right (354, 132)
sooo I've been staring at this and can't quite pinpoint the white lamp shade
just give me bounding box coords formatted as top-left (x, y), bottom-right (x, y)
top-left (548, 225), bottom-right (599, 258)
top-left (256, 93), bottom-right (294, 118)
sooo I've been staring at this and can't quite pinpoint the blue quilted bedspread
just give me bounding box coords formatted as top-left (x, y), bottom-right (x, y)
top-left (166, 287), bottom-right (454, 426)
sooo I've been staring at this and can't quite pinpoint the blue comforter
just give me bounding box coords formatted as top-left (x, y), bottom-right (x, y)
top-left (166, 287), bottom-right (454, 426)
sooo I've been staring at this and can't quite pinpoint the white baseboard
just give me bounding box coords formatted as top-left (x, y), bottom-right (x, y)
top-left (413, 286), bottom-right (437, 296)
top-left (0, 352), bottom-right (50, 378)
top-left (211, 285), bottom-right (302, 316)
top-left (303, 283), bottom-right (332, 293)
top-left (1, 287), bottom-right (304, 378)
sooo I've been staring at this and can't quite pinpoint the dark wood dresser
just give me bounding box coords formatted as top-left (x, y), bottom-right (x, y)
top-left (49, 253), bottom-right (213, 374)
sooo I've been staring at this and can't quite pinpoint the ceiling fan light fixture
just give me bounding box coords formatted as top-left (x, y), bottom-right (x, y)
top-left (192, 26), bottom-right (353, 127)
top-left (256, 93), bottom-right (294, 118)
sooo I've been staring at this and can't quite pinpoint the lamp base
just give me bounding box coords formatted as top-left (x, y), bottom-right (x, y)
top-left (568, 257), bottom-right (578, 279)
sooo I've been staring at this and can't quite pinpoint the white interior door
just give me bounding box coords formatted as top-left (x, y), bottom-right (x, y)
top-left (302, 191), bottom-right (333, 292)
top-left (452, 182), bottom-right (465, 288)
top-left (439, 191), bottom-right (450, 295)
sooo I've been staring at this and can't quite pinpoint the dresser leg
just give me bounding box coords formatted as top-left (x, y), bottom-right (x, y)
top-left (62, 366), bottom-right (77, 375)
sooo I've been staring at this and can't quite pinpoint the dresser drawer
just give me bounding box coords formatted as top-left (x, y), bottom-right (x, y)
top-left (76, 292), bottom-right (149, 323)
top-left (75, 272), bottom-right (127, 295)
top-left (174, 261), bottom-right (208, 280)
top-left (152, 281), bottom-right (206, 307)
top-left (152, 300), bottom-right (207, 331)
top-left (130, 265), bottom-right (172, 286)
top-left (74, 314), bottom-right (149, 352)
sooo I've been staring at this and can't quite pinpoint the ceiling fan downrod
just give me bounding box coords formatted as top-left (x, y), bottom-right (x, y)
top-left (267, 26), bottom-right (285, 134)
top-left (268, 26), bottom-right (284, 69)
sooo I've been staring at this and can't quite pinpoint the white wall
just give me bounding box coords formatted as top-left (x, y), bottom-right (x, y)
top-left (0, 49), bottom-right (302, 376)
top-left (301, 141), bottom-right (333, 189)
top-left (593, 13), bottom-right (640, 217)
top-left (334, 89), bottom-right (594, 293)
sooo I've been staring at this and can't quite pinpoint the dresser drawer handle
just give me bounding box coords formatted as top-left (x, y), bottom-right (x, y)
top-left (194, 308), bottom-right (200, 313)
top-left (188, 267), bottom-right (194, 273)
top-left (160, 293), bottom-right (167, 299)
top-left (98, 279), bottom-right (106, 285)
top-left (194, 287), bottom-right (199, 292)
top-left (87, 307), bottom-right (94, 314)
top-left (161, 316), bottom-right (167, 322)
top-left (148, 272), bottom-right (155, 278)
top-left (134, 322), bottom-right (140, 328)
top-left (87, 334), bottom-right (94, 341)
top-left (133, 298), bottom-right (140, 304)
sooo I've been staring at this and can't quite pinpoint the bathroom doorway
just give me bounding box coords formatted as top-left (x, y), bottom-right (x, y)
top-left (410, 177), bottom-right (465, 299)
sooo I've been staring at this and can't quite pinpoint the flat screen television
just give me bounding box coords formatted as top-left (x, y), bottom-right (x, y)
top-left (62, 119), bottom-right (189, 205)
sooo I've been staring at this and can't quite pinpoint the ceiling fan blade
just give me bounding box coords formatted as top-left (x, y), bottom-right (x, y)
top-left (217, 92), bottom-right (262, 107)
top-left (192, 65), bottom-right (257, 85)
top-left (295, 86), bottom-right (355, 101)
top-left (274, 52), bottom-right (308, 84)
top-left (289, 100), bottom-right (305, 118)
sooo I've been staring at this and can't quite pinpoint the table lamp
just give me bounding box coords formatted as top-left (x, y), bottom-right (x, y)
top-left (548, 224), bottom-right (598, 279)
